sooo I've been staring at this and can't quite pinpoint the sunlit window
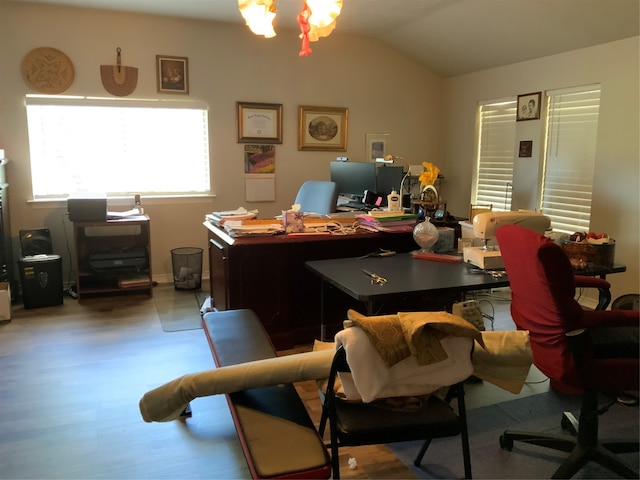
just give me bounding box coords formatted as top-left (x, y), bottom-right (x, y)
top-left (26, 95), bottom-right (210, 199)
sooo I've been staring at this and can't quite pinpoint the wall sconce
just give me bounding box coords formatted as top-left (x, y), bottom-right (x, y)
top-left (237, 0), bottom-right (343, 56)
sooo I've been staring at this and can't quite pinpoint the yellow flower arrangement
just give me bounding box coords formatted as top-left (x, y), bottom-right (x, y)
top-left (419, 162), bottom-right (440, 186)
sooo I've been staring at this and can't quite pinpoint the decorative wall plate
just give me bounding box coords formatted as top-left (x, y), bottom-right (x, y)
top-left (21, 47), bottom-right (75, 94)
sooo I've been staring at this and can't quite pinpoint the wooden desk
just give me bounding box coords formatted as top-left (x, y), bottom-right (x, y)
top-left (204, 222), bottom-right (418, 349)
top-left (306, 253), bottom-right (510, 340)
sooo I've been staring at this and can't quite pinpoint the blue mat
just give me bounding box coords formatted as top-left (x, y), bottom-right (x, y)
top-left (389, 390), bottom-right (639, 479)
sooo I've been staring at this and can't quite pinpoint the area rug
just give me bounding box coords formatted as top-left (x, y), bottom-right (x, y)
top-left (389, 390), bottom-right (639, 479)
top-left (156, 287), bottom-right (210, 332)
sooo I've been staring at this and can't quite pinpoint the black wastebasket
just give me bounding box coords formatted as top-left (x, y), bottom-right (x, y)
top-left (171, 247), bottom-right (203, 290)
top-left (18, 254), bottom-right (64, 308)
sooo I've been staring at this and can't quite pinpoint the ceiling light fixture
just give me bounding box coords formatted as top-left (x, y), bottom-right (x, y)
top-left (238, 0), bottom-right (343, 56)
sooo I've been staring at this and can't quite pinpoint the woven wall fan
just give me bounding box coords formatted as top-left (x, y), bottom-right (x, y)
top-left (100, 47), bottom-right (138, 96)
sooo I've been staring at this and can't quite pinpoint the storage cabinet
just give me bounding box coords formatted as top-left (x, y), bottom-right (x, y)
top-left (72, 216), bottom-right (152, 298)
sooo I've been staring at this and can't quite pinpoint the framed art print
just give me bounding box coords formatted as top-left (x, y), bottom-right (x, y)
top-left (156, 55), bottom-right (189, 94)
top-left (298, 106), bottom-right (348, 151)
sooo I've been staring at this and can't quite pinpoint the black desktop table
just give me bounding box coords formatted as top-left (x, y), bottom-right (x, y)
top-left (306, 253), bottom-right (510, 341)
top-left (306, 253), bottom-right (627, 341)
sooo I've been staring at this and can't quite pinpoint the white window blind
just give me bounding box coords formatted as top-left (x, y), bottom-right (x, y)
top-left (541, 85), bottom-right (600, 234)
top-left (474, 100), bottom-right (516, 212)
top-left (25, 95), bottom-right (210, 199)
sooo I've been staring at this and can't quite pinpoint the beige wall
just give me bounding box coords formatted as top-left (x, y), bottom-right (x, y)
top-left (0, 2), bottom-right (443, 283)
top-left (442, 37), bottom-right (640, 299)
top-left (1, 2), bottom-right (637, 301)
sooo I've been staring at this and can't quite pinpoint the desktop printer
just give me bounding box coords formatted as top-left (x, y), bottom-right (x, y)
top-left (88, 247), bottom-right (147, 276)
top-left (463, 211), bottom-right (550, 269)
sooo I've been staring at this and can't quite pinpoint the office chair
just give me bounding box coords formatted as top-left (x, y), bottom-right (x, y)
top-left (294, 181), bottom-right (338, 215)
top-left (495, 225), bottom-right (639, 479)
top-left (319, 346), bottom-right (472, 479)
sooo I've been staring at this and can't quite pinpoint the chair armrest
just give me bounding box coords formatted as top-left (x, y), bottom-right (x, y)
top-left (574, 275), bottom-right (610, 290)
top-left (574, 275), bottom-right (611, 310)
top-left (581, 308), bottom-right (640, 329)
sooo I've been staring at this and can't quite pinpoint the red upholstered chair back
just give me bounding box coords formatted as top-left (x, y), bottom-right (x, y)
top-left (496, 225), bottom-right (588, 393)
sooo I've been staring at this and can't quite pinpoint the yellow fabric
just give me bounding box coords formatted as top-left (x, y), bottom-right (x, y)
top-left (472, 330), bottom-right (533, 394)
top-left (347, 309), bottom-right (484, 367)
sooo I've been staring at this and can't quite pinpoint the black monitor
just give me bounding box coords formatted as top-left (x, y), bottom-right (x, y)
top-left (375, 165), bottom-right (405, 199)
top-left (330, 161), bottom-right (377, 201)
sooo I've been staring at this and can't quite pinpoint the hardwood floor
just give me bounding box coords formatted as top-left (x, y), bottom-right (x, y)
top-left (0, 283), bottom-right (419, 479)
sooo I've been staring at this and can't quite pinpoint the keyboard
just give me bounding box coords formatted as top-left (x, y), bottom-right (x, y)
top-left (337, 201), bottom-right (368, 211)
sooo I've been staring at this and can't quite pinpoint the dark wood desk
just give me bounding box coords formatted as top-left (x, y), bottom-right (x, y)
top-left (306, 254), bottom-right (510, 340)
top-left (204, 222), bottom-right (418, 349)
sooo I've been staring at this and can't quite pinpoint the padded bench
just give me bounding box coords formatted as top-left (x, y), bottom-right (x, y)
top-left (202, 309), bottom-right (331, 480)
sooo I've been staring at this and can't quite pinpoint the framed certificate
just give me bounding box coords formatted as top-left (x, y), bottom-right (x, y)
top-left (237, 102), bottom-right (283, 144)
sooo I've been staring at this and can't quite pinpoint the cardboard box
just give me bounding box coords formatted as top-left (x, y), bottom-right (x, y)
top-left (0, 282), bottom-right (11, 322)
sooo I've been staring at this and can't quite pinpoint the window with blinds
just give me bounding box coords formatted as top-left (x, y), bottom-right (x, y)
top-left (26, 95), bottom-right (211, 199)
top-left (541, 85), bottom-right (601, 234)
top-left (473, 100), bottom-right (516, 212)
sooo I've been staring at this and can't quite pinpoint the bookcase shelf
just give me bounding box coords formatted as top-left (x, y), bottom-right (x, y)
top-left (72, 215), bottom-right (152, 298)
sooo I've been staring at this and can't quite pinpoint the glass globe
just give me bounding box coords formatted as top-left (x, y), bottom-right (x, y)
top-left (413, 218), bottom-right (439, 252)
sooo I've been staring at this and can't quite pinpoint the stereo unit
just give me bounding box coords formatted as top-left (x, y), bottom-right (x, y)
top-left (67, 195), bottom-right (107, 222)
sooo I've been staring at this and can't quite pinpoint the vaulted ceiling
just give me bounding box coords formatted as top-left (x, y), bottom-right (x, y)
top-left (12, 0), bottom-right (640, 76)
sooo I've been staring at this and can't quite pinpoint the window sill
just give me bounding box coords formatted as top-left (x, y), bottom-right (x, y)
top-left (28, 194), bottom-right (216, 209)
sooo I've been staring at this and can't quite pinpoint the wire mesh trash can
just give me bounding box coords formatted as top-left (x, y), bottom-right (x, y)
top-left (171, 247), bottom-right (203, 290)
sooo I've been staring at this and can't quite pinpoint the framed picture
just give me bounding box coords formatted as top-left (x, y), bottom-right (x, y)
top-left (156, 55), bottom-right (189, 94)
top-left (298, 106), bottom-right (348, 151)
top-left (519, 140), bottom-right (533, 157)
top-left (244, 144), bottom-right (276, 174)
top-left (365, 133), bottom-right (389, 162)
top-left (237, 102), bottom-right (283, 144)
top-left (516, 92), bottom-right (541, 121)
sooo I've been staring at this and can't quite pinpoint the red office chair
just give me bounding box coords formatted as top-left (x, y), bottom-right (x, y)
top-left (495, 225), bottom-right (639, 478)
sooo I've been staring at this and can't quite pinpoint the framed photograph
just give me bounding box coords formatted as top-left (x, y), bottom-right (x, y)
top-left (156, 55), bottom-right (189, 94)
top-left (365, 133), bottom-right (389, 162)
top-left (298, 106), bottom-right (348, 151)
top-left (516, 92), bottom-right (541, 121)
top-left (519, 140), bottom-right (533, 158)
top-left (237, 101), bottom-right (283, 144)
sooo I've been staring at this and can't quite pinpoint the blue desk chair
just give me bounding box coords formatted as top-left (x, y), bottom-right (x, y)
top-left (294, 181), bottom-right (338, 215)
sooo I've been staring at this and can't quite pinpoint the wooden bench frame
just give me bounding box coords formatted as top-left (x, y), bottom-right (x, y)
top-left (202, 309), bottom-right (331, 480)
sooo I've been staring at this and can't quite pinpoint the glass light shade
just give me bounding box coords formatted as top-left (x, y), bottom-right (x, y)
top-left (305, 0), bottom-right (343, 41)
top-left (238, 0), bottom-right (277, 38)
top-left (413, 218), bottom-right (439, 252)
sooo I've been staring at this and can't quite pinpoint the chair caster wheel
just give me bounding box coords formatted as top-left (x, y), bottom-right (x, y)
top-left (499, 434), bottom-right (513, 450)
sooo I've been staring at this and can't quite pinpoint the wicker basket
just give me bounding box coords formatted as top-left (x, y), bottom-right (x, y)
top-left (561, 240), bottom-right (615, 269)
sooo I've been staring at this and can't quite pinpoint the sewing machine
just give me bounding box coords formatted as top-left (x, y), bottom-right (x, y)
top-left (463, 211), bottom-right (551, 269)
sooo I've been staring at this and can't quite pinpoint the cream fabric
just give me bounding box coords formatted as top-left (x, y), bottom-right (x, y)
top-left (472, 330), bottom-right (533, 394)
top-left (139, 349), bottom-right (335, 422)
top-left (335, 326), bottom-right (474, 402)
top-left (139, 322), bottom-right (533, 422)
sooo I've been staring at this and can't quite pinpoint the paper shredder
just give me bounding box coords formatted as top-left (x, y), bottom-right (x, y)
top-left (17, 254), bottom-right (63, 309)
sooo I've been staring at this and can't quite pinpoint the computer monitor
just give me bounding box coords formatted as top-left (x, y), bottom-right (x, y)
top-left (375, 165), bottom-right (405, 199)
top-left (330, 162), bottom-right (377, 201)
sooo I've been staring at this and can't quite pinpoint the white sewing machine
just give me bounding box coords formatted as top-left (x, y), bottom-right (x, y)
top-left (463, 211), bottom-right (551, 269)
